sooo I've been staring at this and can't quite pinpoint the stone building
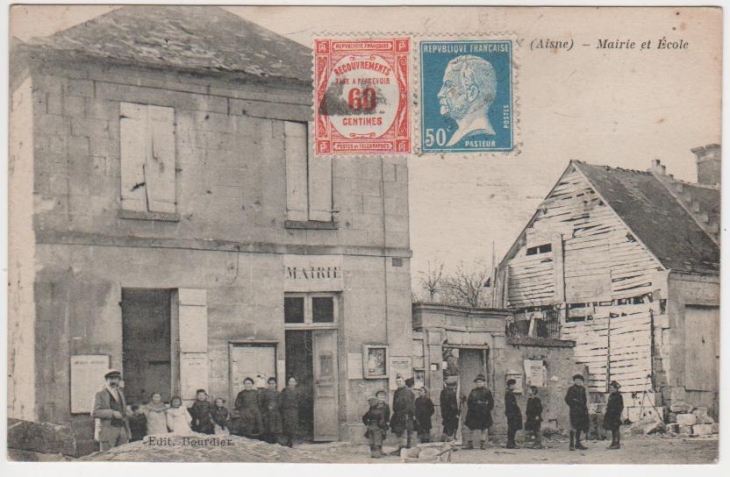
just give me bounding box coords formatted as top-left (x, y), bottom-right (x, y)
top-left (494, 148), bottom-right (720, 419)
top-left (9, 6), bottom-right (412, 454)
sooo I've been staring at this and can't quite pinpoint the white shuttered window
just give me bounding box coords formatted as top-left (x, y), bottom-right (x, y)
top-left (120, 102), bottom-right (176, 214)
top-left (285, 121), bottom-right (332, 222)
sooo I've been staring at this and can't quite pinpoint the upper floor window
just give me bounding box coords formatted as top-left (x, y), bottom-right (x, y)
top-left (120, 102), bottom-right (176, 215)
top-left (284, 293), bottom-right (337, 325)
top-left (526, 243), bottom-right (552, 256)
top-left (285, 121), bottom-right (332, 223)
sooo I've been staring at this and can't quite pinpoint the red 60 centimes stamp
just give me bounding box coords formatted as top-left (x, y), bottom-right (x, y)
top-left (314, 37), bottom-right (411, 155)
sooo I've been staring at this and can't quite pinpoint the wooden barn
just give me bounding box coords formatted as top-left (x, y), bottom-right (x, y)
top-left (494, 146), bottom-right (720, 419)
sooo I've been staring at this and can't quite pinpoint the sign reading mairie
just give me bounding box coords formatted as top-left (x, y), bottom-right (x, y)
top-left (283, 255), bottom-right (344, 292)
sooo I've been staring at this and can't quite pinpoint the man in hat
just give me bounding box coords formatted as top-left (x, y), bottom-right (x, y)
top-left (463, 374), bottom-right (494, 449)
top-left (505, 378), bottom-right (523, 449)
top-left (564, 374), bottom-right (590, 450)
top-left (389, 374), bottom-right (416, 454)
top-left (91, 369), bottom-right (133, 451)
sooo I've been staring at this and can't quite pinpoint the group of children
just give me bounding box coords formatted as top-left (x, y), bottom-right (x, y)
top-left (361, 373), bottom-right (625, 458)
top-left (129, 391), bottom-right (230, 438)
top-left (129, 376), bottom-right (302, 448)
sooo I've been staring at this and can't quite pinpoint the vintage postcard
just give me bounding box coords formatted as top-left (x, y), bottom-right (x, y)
top-left (5, 3), bottom-right (722, 468)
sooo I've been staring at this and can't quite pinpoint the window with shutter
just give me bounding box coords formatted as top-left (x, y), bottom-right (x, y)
top-left (120, 102), bottom-right (176, 215)
top-left (285, 121), bottom-right (332, 223)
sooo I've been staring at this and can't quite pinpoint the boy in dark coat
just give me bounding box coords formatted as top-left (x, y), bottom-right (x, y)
top-left (363, 392), bottom-right (390, 458)
top-left (189, 389), bottom-right (215, 434)
top-left (390, 375), bottom-right (416, 454)
top-left (505, 379), bottom-right (523, 449)
top-left (603, 381), bottom-right (624, 449)
top-left (565, 374), bottom-right (589, 450)
top-left (440, 381), bottom-right (460, 442)
top-left (464, 374), bottom-right (494, 450)
top-left (524, 386), bottom-right (544, 449)
top-left (414, 387), bottom-right (435, 443)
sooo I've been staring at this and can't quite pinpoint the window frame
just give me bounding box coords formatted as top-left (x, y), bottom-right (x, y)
top-left (283, 292), bottom-right (339, 329)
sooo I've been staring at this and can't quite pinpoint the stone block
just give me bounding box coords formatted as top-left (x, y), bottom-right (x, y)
top-left (639, 417), bottom-right (665, 435)
top-left (676, 413), bottom-right (697, 426)
top-left (7, 418), bottom-right (77, 456)
top-left (667, 412), bottom-right (677, 423)
top-left (692, 424), bottom-right (714, 436)
top-left (63, 95), bottom-right (86, 118)
top-left (678, 425), bottom-right (693, 435)
top-left (669, 402), bottom-right (693, 413)
top-left (710, 423), bottom-right (719, 434)
top-left (65, 79), bottom-right (95, 98)
top-left (692, 407), bottom-right (714, 424)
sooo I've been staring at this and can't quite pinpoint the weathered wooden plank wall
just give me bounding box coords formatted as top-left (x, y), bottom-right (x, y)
top-left (504, 166), bottom-right (664, 393)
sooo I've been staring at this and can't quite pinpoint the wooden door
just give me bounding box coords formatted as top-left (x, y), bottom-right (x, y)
top-left (229, 344), bottom-right (276, 404)
top-left (684, 306), bottom-right (719, 392)
top-left (312, 330), bottom-right (338, 441)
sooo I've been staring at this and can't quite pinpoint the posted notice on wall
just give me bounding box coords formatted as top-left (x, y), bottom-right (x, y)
top-left (70, 355), bottom-right (110, 413)
top-left (524, 359), bottom-right (547, 388)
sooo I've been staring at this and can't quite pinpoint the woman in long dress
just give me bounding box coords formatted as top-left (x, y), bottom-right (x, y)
top-left (280, 376), bottom-right (300, 448)
top-left (234, 377), bottom-right (263, 438)
top-left (141, 392), bottom-right (169, 435)
top-left (166, 396), bottom-right (193, 435)
top-left (259, 377), bottom-right (284, 444)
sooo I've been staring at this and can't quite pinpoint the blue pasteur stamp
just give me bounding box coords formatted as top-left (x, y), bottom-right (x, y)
top-left (420, 40), bottom-right (513, 152)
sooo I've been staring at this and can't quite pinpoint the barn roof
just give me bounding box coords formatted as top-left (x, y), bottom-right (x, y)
top-left (22, 6), bottom-right (312, 85)
top-left (573, 162), bottom-right (720, 274)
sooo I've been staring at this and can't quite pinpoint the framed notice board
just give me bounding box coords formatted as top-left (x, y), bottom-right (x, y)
top-left (70, 355), bottom-right (110, 413)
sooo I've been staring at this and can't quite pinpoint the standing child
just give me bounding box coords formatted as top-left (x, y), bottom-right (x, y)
top-left (439, 381), bottom-right (460, 442)
top-left (414, 387), bottom-right (435, 443)
top-left (603, 381), bottom-right (624, 449)
top-left (524, 386), bottom-right (544, 449)
top-left (390, 375), bottom-right (416, 454)
top-left (362, 392), bottom-right (390, 458)
top-left (504, 379), bottom-right (523, 449)
top-left (189, 389), bottom-right (215, 434)
top-left (464, 374), bottom-right (494, 450)
top-left (141, 392), bottom-right (169, 436)
top-left (166, 396), bottom-right (193, 435)
top-left (565, 374), bottom-right (590, 451)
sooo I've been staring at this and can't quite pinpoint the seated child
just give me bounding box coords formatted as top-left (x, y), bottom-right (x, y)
top-left (189, 389), bottom-right (215, 434)
top-left (166, 396), bottom-right (193, 435)
top-left (211, 397), bottom-right (231, 436)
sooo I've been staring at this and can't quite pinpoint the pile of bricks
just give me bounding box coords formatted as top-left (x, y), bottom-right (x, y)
top-left (665, 403), bottom-right (718, 437)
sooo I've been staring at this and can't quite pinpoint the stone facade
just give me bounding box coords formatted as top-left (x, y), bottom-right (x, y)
top-left (9, 13), bottom-right (412, 456)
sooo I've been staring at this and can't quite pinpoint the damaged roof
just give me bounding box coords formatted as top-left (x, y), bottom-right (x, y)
top-left (574, 162), bottom-right (720, 274)
top-left (23, 6), bottom-right (312, 85)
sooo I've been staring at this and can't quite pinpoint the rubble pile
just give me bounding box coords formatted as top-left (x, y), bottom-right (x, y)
top-left (664, 404), bottom-right (718, 437)
top-left (79, 434), bottom-right (352, 463)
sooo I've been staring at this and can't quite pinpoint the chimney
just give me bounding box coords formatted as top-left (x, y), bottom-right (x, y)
top-left (651, 159), bottom-right (666, 176)
top-left (691, 144), bottom-right (721, 186)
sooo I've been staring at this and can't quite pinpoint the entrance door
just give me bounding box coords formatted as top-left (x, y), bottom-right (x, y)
top-left (121, 289), bottom-right (172, 404)
top-left (229, 344), bottom-right (276, 404)
top-left (458, 348), bottom-right (488, 390)
top-left (684, 306), bottom-right (719, 392)
top-left (312, 330), bottom-right (339, 441)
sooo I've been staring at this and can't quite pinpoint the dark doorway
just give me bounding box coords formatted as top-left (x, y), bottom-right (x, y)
top-left (121, 289), bottom-right (172, 406)
top-left (285, 330), bottom-right (314, 441)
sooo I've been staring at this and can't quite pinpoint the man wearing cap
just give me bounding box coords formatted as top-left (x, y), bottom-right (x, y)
top-left (91, 369), bottom-right (133, 451)
top-left (464, 374), bottom-right (494, 450)
top-left (564, 374), bottom-right (590, 451)
top-left (389, 374), bottom-right (416, 455)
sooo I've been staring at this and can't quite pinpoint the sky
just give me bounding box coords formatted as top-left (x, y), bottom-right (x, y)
top-left (9, 5), bottom-right (722, 295)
